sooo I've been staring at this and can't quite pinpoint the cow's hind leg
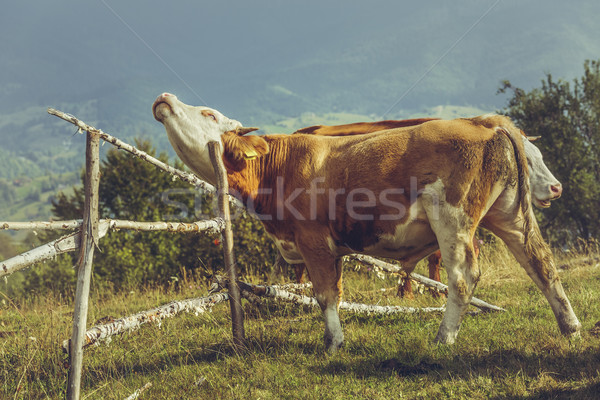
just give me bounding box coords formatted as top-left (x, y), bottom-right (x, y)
top-left (427, 251), bottom-right (446, 298)
top-left (424, 203), bottom-right (480, 344)
top-left (435, 233), bottom-right (479, 344)
top-left (274, 253), bottom-right (309, 283)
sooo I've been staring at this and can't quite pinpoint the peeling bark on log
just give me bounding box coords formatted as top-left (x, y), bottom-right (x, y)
top-left (105, 218), bottom-right (225, 234)
top-left (277, 282), bottom-right (313, 292)
top-left (0, 218), bottom-right (225, 234)
top-left (339, 302), bottom-right (444, 314)
top-left (62, 293), bottom-right (229, 353)
top-left (349, 254), bottom-right (407, 276)
top-left (211, 275), bottom-right (312, 294)
top-left (352, 254), bottom-right (505, 313)
top-left (235, 280), bottom-right (445, 314)
top-left (48, 108), bottom-right (245, 209)
top-left (124, 382), bottom-right (152, 400)
top-left (0, 219), bottom-right (223, 278)
top-left (238, 280), bottom-right (319, 307)
top-left (0, 220), bottom-right (83, 231)
top-left (0, 222), bottom-right (109, 278)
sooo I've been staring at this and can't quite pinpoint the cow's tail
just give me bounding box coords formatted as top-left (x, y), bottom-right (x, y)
top-left (496, 124), bottom-right (553, 270)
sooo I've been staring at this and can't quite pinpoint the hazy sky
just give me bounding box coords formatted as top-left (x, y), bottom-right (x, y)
top-left (2, 0), bottom-right (599, 117)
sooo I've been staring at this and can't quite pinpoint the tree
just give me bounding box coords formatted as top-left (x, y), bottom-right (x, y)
top-left (499, 60), bottom-right (600, 244)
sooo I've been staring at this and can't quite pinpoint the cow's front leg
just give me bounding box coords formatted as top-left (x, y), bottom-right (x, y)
top-left (484, 214), bottom-right (581, 337)
top-left (315, 258), bottom-right (344, 352)
top-left (298, 238), bottom-right (344, 352)
top-left (321, 276), bottom-right (343, 352)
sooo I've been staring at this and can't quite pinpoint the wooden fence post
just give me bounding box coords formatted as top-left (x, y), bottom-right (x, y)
top-left (67, 131), bottom-right (100, 400)
top-left (208, 141), bottom-right (245, 347)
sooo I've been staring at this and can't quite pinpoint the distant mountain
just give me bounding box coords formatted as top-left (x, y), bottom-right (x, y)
top-left (2, 1), bottom-right (599, 120)
top-left (0, 0), bottom-right (599, 221)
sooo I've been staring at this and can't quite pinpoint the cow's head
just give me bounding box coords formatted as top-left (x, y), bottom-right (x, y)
top-left (153, 93), bottom-right (265, 182)
top-left (522, 135), bottom-right (562, 208)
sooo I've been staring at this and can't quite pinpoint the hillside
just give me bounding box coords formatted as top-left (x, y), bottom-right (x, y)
top-left (1, 0), bottom-right (599, 222)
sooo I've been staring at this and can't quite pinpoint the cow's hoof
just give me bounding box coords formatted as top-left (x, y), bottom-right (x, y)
top-left (324, 333), bottom-right (344, 353)
top-left (559, 320), bottom-right (582, 338)
top-left (564, 328), bottom-right (581, 340)
top-left (434, 330), bottom-right (457, 345)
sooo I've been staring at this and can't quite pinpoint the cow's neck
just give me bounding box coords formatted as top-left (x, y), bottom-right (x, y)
top-left (166, 131), bottom-right (218, 185)
top-left (223, 136), bottom-right (297, 226)
top-left (225, 155), bottom-right (278, 217)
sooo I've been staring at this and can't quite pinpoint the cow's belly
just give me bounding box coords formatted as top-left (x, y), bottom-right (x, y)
top-left (363, 218), bottom-right (438, 262)
top-left (271, 202), bottom-right (438, 265)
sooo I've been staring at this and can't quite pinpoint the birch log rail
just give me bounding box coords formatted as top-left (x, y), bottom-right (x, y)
top-left (0, 218), bottom-right (225, 233)
top-left (67, 278), bottom-right (448, 355)
top-left (61, 293), bottom-right (230, 353)
top-left (351, 254), bottom-right (506, 313)
top-left (221, 278), bottom-right (447, 314)
top-left (0, 225), bottom-right (107, 278)
top-left (47, 108), bottom-right (207, 190)
top-left (0, 219), bottom-right (224, 278)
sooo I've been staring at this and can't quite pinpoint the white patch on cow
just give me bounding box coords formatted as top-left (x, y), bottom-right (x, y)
top-left (272, 238), bottom-right (304, 264)
top-left (367, 201), bottom-right (436, 257)
top-left (421, 179), bottom-right (479, 344)
top-left (326, 236), bottom-right (338, 254)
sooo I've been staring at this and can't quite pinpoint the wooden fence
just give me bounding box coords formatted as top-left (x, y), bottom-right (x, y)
top-left (1, 109), bottom-right (244, 400)
top-left (0, 109), bottom-right (503, 399)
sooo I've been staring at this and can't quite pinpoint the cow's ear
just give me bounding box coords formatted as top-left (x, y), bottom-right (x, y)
top-left (527, 136), bottom-right (541, 142)
top-left (221, 131), bottom-right (269, 169)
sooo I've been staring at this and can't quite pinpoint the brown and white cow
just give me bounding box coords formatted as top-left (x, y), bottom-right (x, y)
top-left (292, 119), bottom-right (554, 296)
top-left (292, 118), bottom-right (462, 295)
top-left (153, 93), bottom-right (581, 352)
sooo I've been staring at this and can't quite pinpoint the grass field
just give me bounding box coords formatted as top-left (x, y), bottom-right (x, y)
top-left (2, 242), bottom-right (600, 399)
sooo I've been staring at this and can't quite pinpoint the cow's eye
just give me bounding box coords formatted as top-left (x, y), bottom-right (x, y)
top-left (201, 110), bottom-right (218, 122)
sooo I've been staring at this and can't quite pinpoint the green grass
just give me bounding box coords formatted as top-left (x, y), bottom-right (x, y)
top-left (2, 244), bottom-right (600, 399)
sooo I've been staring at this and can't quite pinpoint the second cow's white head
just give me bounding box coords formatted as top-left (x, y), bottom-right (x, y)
top-left (521, 136), bottom-right (562, 208)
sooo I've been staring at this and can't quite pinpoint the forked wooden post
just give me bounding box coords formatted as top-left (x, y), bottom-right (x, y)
top-left (67, 131), bottom-right (101, 400)
top-left (208, 141), bottom-right (245, 347)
